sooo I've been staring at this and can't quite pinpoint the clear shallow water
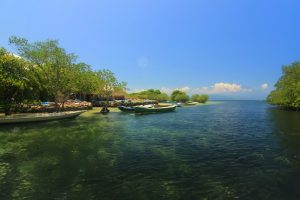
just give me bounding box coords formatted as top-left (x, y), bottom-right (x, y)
top-left (1, 101), bottom-right (300, 199)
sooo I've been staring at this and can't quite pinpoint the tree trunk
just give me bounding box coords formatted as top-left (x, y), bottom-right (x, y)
top-left (54, 95), bottom-right (59, 112)
top-left (3, 103), bottom-right (12, 116)
top-left (100, 94), bottom-right (110, 114)
top-left (4, 108), bottom-right (10, 116)
top-left (62, 101), bottom-right (65, 112)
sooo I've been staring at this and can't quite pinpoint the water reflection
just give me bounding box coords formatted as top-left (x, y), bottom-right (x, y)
top-left (1, 103), bottom-right (300, 199)
top-left (268, 107), bottom-right (300, 158)
top-left (0, 114), bottom-right (125, 199)
top-left (268, 107), bottom-right (300, 136)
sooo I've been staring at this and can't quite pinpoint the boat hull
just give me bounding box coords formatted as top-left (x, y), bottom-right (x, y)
top-left (134, 105), bottom-right (176, 114)
top-left (184, 102), bottom-right (198, 106)
top-left (118, 106), bottom-right (135, 112)
top-left (0, 110), bottom-right (86, 124)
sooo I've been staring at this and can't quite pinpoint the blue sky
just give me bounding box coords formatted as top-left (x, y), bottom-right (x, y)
top-left (1, 0), bottom-right (300, 99)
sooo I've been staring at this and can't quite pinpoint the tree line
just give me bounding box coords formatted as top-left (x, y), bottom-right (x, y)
top-left (267, 62), bottom-right (300, 110)
top-left (0, 36), bottom-right (125, 115)
top-left (127, 89), bottom-right (209, 103)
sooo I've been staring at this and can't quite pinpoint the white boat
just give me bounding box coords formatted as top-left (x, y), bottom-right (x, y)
top-left (134, 104), bottom-right (176, 113)
top-left (175, 102), bottom-right (182, 107)
top-left (184, 101), bottom-right (198, 106)
top-left (0, 110), bottom-right (86, 124)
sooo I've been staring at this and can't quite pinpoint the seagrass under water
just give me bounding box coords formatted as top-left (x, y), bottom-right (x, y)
top-left (1, 101), bottom-right (300, 200)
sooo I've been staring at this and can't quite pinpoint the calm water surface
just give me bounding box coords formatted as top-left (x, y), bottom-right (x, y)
top-left (1, 101), bottom-right (300, 200)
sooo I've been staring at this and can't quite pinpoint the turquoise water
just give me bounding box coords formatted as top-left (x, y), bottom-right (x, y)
top-left (1, 101), bottom-right (300, 199)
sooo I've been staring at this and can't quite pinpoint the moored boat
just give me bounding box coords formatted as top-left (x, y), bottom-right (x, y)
top-left (134, 104), bottom-right (176, 114)
top-left (0, 110), bottom-right (86, 124)
top-left (157, 103), bottom-right (173, 106)
top-left (175, 102), bottom-right (182, 107)
top-left (118, 106), bottom-right (135, 112)
top-left (184, 101), bottom-right (198, 106)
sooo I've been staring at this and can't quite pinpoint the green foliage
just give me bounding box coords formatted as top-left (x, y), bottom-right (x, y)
top-left (96, 69), bottom-right (127, 106)
top-left (8, 36), bottom-right (127, 112)
top-left (267, 62), bottom-right (300, 110)
top-left (0, 48), bottom-right (39, 115)
top-left (171, 90), bottom-right (189, 102)
top-left (9, 36), bottom-right (79, 111)
top-left (191, 94), bottom-right (209, 103)
top-left (73, 62), bottom-right (101, 98)
top-left (0, 36), bottom-right (125, 114)
top-left (128, 89), bottom-right (169, 102)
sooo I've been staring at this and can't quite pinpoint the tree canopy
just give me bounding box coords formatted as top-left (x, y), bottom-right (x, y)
top-left (9, 36), bottom-right (82, 111)
top-left (171, 90), bottom-right (189, 102)
top-left (96, 69), bottom-right (126, 101)
top-left (0, 48), bottom-right (39, 115)
top-left (0, 36), bottom-right (125, 114)
top-left (267, 62), bottom-right (300, 110)
top-left (191, 94), bottom-right (209, 103)
top-left (128, 89), bottom-right (169, 102)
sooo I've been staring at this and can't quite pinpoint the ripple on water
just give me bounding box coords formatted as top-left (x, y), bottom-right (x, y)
top-left (1, 101), bottom-right (300, 199)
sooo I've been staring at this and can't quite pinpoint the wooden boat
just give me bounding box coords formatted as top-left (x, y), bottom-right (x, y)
top-left (184, 101), bottom-right (198, 106)
top-left (134, 104), bottom-right (176, 114)
top-left (0, 110), bottom-right (86, 124)
top-left (118, 106), bottom-right (135, 112)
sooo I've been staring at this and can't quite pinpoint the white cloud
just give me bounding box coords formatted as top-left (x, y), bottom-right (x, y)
top-left (160, 87), bottom-right (174, 95)
top-left (261, 83), bottom-right (268, 90)
top-left (127, 88), bottom-right (146, 93)
top-left (161, 86), bottom-right (190, 95)
top-left (178, 86), bottom-right (191, 93)
top-left (193, 82), bottom-right (252, 94)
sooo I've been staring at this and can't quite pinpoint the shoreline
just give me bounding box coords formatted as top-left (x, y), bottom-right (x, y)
top-left (0, 101), bottom-right (223, 117)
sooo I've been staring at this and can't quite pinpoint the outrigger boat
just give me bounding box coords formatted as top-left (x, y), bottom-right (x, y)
top-left (0, 110), bottom-right (86, 124)
top-left (134, 104), bottom-right (176, 114)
